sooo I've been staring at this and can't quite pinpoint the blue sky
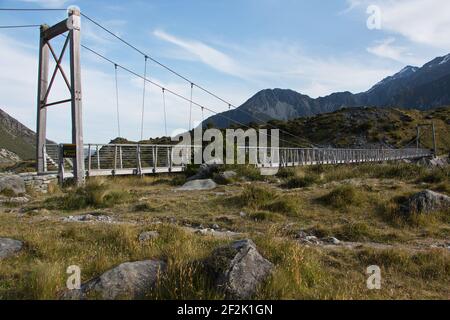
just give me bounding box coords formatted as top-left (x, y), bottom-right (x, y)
top-left (1, 0), bottom-right (449, 143)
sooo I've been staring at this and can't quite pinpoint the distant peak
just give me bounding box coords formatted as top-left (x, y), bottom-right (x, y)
top-left (400, 65), bottom-right (419, 72)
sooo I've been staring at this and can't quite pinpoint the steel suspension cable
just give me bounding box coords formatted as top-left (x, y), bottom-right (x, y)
top-left (1, 9), bottom-right (309, 145)
top-left (0, 8), bottom-right (66, 11)
top-left (0, 24), bottom-right (40, 28)
top-left (78, 42), bottom-right (305, 147)
top-left (79, 13), bottom-right (310, 144)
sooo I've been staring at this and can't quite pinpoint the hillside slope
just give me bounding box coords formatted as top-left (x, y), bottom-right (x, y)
top-left (0, 108), bottom-right (54, 160)
top-left (266, 107), bottom-right (450, 154)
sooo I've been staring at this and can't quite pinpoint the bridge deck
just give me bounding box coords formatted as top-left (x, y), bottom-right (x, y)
top-left (42, 144), bottom-right (432, 180)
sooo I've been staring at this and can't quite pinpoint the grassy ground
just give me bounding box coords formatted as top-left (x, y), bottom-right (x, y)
top-left (0, 163), bottom-right (449, 300)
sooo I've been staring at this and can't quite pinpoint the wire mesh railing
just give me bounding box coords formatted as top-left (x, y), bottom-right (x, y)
top-left (43, 144), bottom-right (432, 179)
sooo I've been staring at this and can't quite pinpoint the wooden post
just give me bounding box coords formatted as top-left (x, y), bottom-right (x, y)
top-left (36, 25), bottom-right (50, 174)
top-left (69, 8), bottom-right (85, 185)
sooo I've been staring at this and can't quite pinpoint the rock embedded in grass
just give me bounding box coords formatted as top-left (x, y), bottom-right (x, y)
top-left (62, 214), bottom-right (114, 223)
top-left (186, 163), bottom-right (219, 181)
top-left (406, 190), bottom-right (450, 215)
top-left (177, 179), bottom-right (217, 191)
top-left (0, 175), bottom-right (26, 196)
top-left (0, 238), bottom-right (23, 259)
top-left (63, 260), bottom-right (166, 300)
top-left (204, 239), bottom-right (273, 299)
top-left (138, 231), bottom-right (159, 242)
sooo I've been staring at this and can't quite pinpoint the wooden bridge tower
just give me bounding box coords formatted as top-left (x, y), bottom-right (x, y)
top-left (36, 8), bottom-right (85, 185)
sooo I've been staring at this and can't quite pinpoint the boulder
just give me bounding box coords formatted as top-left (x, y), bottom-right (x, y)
top-left (0, 175), bottom-right (26, 196)
top-left (406, 190), bottom-right (450, 215)
top-left (205, 239), bottom-right (273, 299)
top-left (187, 164), bottom-right (219, 181)
top-left (417, 156), bottom-right (448, 168)
top-left (177, 179), bottom-right (217, 191)
top-left (0, 238), bottom-right (23, 259)
top-left (221, 171), bottom-right (237, 180)
top-left (63, 260), bottom-right (166, 300)
top-left (138, 231), bottom-right (159, 242)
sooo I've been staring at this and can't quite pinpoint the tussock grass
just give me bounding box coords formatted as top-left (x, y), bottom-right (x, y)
top-left (318, 185), bottom-right (363, 209)
top-left (45, 178), bottom-right (130, 210)
top-left (282, 175), bottom-right (319, 189)
top-left (233, 185), bottom-right (299, 216)
top-left (357, 248), bottom-right (450, 281)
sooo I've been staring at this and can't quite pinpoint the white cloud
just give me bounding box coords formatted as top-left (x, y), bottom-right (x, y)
top-left (367, 37), bottom-right (421, 65)
top-left (153, 29), bottom-right (254, 80)
top-left (0, 33), bottom-right (250, 142)
top-left (343, 0), bottom-right (450, 50)
top-left (154, 31), bottom-right (395, 97)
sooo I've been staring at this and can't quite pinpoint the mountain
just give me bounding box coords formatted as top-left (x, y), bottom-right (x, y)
top-left (0, 108), bottom-right (52, 161)
top-left (204, 53), bottom-right (450, 128)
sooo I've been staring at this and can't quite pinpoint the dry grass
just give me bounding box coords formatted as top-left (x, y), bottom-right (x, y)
top-left (0, 162), bottom-right (449, 300)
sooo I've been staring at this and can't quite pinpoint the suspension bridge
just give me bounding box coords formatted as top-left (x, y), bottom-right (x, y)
top-left (0, 8), bottom-right (435, 185)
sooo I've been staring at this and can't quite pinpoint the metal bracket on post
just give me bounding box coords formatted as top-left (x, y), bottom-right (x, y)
top-left (36, 7), bottom-right (85, 185)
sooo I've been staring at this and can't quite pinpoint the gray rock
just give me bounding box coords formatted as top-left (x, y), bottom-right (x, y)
top-left (63, 214), bottom-right (114, 223)
top-left (211, 223), bottom-right (220, 230)
top-left (0, 196), bottom-right (29, 205)
top-left (205, 239), bottom-right (273, 299)
top-left (323, 237), bottom-right (341, 245)
top-left (215, 171), bottom-right (237, 184)
top-left (193, 228), bottom-right (240, 238)
top-left (177, 179), bottom-right (217, 191)
top-left (63, 260), bottom-right (166, 300)
top-left (406, 190), bottom-right (450, 215)
top-left (0, 175), bottom-right (26, 196)
top-left (0, 238), bottom-right (23, 259)
top-left (138, 231), bottom-right (159, 242)
top-left (239, 211), bottom-right (247, 218)
top-left (187, 164), bottom-right (219, 181)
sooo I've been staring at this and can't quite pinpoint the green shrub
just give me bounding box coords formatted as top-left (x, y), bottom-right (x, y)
top-left (234, 165), bottom-right (265, 181)
top-left (263, 198), bottom-right (298, 216)
top-left (235, 185), bottom-right (298, 215)
top-left (238, 185), bottom-right (277, 209)
top-left (282, 175), bottom-right (319, 189)
top-left (417, 168), bottom-right (448, 184)
top-left (47, 179), bottom-right (129, 210)
top-left (335, 222), bottom-right (372, 241)
top-left (134, 202), bottom-right (157, 212)
top-left (276, 168), bottom-right (297, 179)
top-left (318, 185), bottom-right (362, 209)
